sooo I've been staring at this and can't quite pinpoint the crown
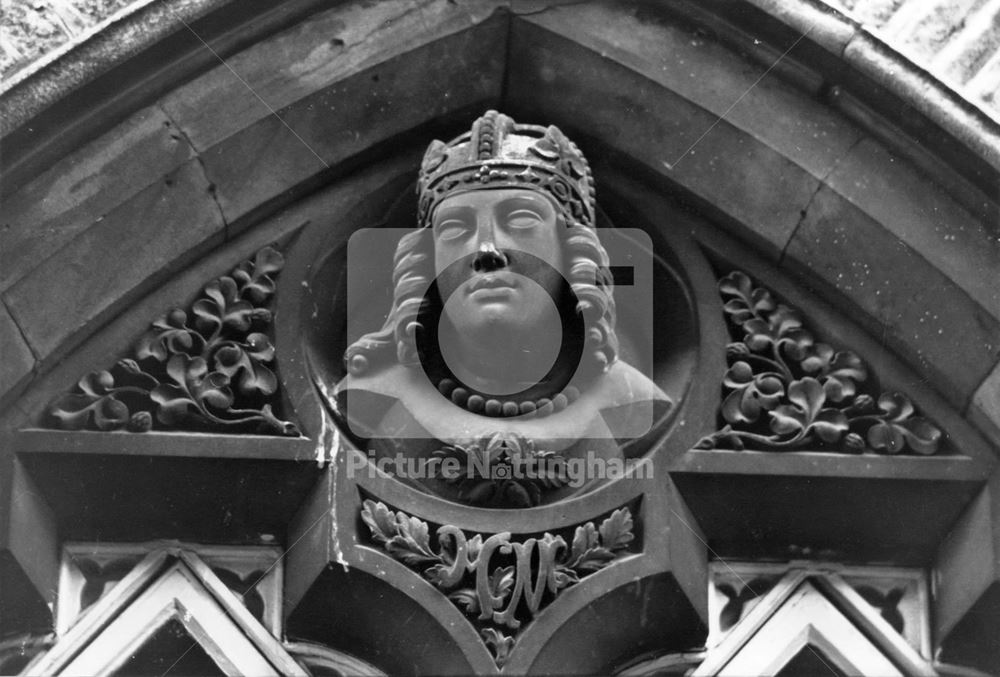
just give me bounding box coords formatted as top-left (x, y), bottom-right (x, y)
top-left (417, 110), bottom-right (596, 229)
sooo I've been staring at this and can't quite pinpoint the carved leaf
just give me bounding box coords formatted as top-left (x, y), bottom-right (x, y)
top-left (802, 344), bottom-right (867, 403)
top-left (386, 517), bottom-right (439, 565)
top-left (480, 628), bottom-right (515, 667)
top-left (743, 305), bottom-right (812, 357)
top-left (48, 392), bottom-right (128, 431)
top-left (360, 500), bottom-right (441, 565)
top-left (424, 563), bottom-right (455, 589)
top-left (866, 393), bottom-right (941, 455)
top-left (566, 517), bottom-right (620, 572)
top-left (465, 534), bottom-right (483, 564)
top-left (135, 310), bottom-right (203, 362)
top-left (211, 337), bottom-right (277, 397)
top-left (721, 361), bottom-right (784, 424)
top-left (769, 378), bottom-right (848, 443)
top-left (238, 246), bottom-right (284, 304)
top-left (598, 508), bottom-right (634, 551)
top-left (361, 500), bottom-right (398, 544)
top-left (552, 565), bottom-right (580, 590)
top-left (719, 271), bottom-right (776, 324)
top-left (569, 522), bottom-right (599, 565)
top-left (447, 589), bottom-right (480, 614)
top-left (489, 566), bottom-right (515, 601)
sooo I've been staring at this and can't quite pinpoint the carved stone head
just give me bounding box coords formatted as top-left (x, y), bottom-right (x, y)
top-left (345, 111), bottom-right (619, 395)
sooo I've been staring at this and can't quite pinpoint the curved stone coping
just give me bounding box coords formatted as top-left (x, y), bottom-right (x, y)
top-left (0, 0), bottom-right (325, 135)
top-left (0, 0), bottom-right (996, 445)
top-left (2, 0), bottom-right (998, 181)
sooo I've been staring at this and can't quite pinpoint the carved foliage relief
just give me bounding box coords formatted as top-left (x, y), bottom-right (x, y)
top-left (46, 246), bottom-right (298, 435)
top-left (697, 272), bottom-right (943, 455)
top-left (361, 500), bottom-right (636, 666)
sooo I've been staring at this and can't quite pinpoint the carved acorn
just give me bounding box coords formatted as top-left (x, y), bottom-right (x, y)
top-left (127, 411), bottom-right (153, 432)
top-left (841, 432), bottom-right (866, 454)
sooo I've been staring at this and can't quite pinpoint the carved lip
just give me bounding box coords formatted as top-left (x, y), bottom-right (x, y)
top-left (466, 274), bottom-right (519, 294)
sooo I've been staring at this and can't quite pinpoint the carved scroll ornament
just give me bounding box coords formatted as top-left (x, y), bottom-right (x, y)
top-left (697, 271), bottom-right (942, 455)
top-left (46, 246), bottom-right (298, 435)
top-left (361, 499), bottom-right (635, 666)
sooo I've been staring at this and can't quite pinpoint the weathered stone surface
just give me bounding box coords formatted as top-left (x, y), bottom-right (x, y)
top-left (823, 0), bottom-right (1000, 117)
top-left (823, 137), bottom-right (1000, 318)
top-left (0, 0), bottom-right (135, 79)
top-left (0, 302), bottom-right (34, 399)
top-left (785, 185), bottom-right (1000, 407)
top-left (0, 105), bottom-right (194, 291)
top-left (160, 0), bottom-right (505, 152)
top-left (749, 0), bottom-right (857, 55)
top-left (508, 19), bottom-right (820, 259)
top-left (3, 159), bottom-right (224, 362)
top-left (970, 359), bottom-right (1000, 448)
top-left (197, 15), bottom-right (506, 228)
top-left (843, 30), bottom-right (1000, 170)
top-left (518, 4), bottom-right (865, 182)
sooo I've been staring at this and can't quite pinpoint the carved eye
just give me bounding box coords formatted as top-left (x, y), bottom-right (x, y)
top-left (435, 218), bottom-right (471, 241)
top-left (506, 209), bottom-right (543, 230)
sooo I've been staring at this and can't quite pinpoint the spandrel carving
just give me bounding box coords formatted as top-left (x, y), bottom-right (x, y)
top-left (45, 246), bottom-right (298, 435)
top-left (697, 271), bottom-right (944, 454)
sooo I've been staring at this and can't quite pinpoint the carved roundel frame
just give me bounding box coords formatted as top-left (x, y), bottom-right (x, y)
top-left (275, 168), bottom-right (725, 508)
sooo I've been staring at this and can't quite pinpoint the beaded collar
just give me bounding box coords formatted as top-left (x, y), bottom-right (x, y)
top-left (436, 377), bottom-right (580, 418)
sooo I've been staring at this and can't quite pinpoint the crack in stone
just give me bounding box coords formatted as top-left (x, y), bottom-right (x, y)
top-left (155, 102), bottom-right (229, 240)
top-left (1, 293), bottom-right (40, 364)
top-left (779, 132), bottom-right (866, 264)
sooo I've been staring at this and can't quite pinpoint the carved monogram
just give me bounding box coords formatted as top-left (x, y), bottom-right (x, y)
top-left (46, 246), bottom-right (298, 435)
top-left (697, 271), bottom-right (942, 455)
top-left (361, 500), bottom-right (635, 666)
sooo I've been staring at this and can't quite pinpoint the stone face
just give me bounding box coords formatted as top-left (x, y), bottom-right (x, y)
top-left (3, 159), bottom-right (224, 362)
top-left (508, 19), bottom-right (820, 259)
top-left (823, 137), bottom-right (1000, 319)
top-left (0, 105), bottom-right (194, 291)
top-left (196, 16), bottom-right (507, 228)
top-left (785, 185), bottom-right (1000, 407)
top-left (0, 303), bottom-right (34, 399)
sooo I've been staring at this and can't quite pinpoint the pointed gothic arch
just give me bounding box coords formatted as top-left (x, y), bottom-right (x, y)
top-left (1, 0), bottom-right (998, 674)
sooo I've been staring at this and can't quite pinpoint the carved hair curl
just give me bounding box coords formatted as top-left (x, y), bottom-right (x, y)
top-left (344, 222), bottom-right (619, 376)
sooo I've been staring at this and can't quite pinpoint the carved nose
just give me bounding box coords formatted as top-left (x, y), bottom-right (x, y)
top-left (472, 242), bottom-right (509, 272)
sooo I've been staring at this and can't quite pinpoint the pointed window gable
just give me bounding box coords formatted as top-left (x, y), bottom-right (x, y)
top-left (697, 569), bottom-right (936, 677)
top-left (25, 547), bottom-right (305, 676)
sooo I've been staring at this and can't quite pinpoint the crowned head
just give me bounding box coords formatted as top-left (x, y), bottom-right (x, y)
top-left (345, 111), bottom-right (617, 386)
top-left (417, 110), bottom-right (596, 232)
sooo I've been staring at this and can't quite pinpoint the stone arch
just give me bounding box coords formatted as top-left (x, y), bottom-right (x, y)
top-left (2, 0), bottom-right (998, 672)
top-left (2, 0), bottom-right (996, 435)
